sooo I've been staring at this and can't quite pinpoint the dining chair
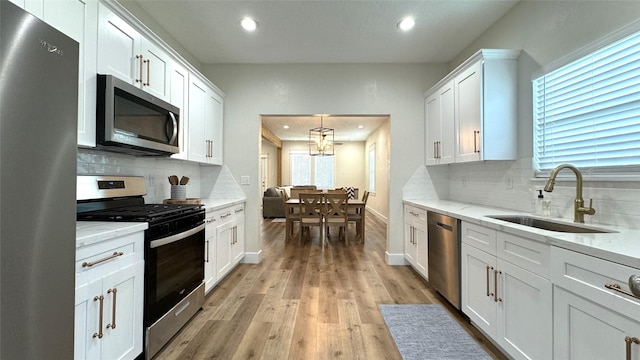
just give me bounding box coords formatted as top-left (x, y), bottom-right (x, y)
top-left (324, 193), bottom-right (349, 248)
top-left (278, 188), bottom-right (299, 242)
top-left (348, 190), bottom-right (369, 243)
top-left (298, 192), bottom-right (325, 246)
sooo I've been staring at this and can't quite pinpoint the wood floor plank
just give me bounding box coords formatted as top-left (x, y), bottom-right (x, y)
top-left (259, 299), bottom-right (299, 360)
top-left (287, 286), bottom-right (319, 359)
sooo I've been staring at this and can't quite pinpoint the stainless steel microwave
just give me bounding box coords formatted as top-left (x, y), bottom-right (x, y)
top-left (96, 74), bottom-right (180, 156)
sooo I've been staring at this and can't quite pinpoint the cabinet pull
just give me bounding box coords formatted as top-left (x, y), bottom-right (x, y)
top-left (235, 208), bottom-right (244, 213)
top-left (143, 58), bottom-right (150, 86)
top-left (433, 142), bottom-right (438, 159)
top-left (486, 266), bottom-right (494, 297)
top-left (437, 141), bottom-right (441, 159)
top-left (106, 288), bottom-right (117, 330)
top-left (82, 252), bottom-right (123, 268)
top-left (626, 336), bottom-right (640, 360)
top-left (494, 269), bottom-right (502, 302)
top-left (209, 139), bottom-right (213, 158)
top-left (205, 240), bottom-right (210, 262)
top-left (605, 283), bottom-right (640, 300)
top-left (473, 130), bottom-right (481, 153)
top-left (93, 295), bottom-right (104, 339)
top-left (221, 212), bottom-right (231, 218)
top-left (136, 55), bottom-right (143, 83)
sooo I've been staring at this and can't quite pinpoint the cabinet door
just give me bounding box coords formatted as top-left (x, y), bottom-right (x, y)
top-left (455, 61), bottom-right (482, 163)
top-left (97, 3), bottom-right (141, 85)
top-left (216, 221), bottom-right (233, 280)
top-left (75, 278), bottom-right (102, 360)
top-left (231, 220), bottom-right (244, 265)
top-left (554, 286), bottom-right (640, 360)
top-left (404, 222), bottom-right (417, 266)
top-left (170, 63), bottom-right (189, 160)
top-left (43, 0), bottom-right (98, 148)
top-left (425, 94), bottom-right (440, 166)
top-left (414, 223), bottom-right (428, 278)
top-left (140, 39), bottom-right (171, 101)
top-left (101, 261), bottom-right (144, 360)
top-left (439, 82), bottom-right (455, 164)
top-left (206, 90), bottom-right (224, 164)
top-left (497, 259), bottom-right (552, 360)
top-left (204, 217), bottom-right (217, 293)
top-left (188, 77), bottom-right (208, 163)
top-left (461, 243), bottom-right (496, 338)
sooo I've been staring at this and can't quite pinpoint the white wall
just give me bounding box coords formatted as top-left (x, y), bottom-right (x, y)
top-left (365, 120), bottom-right (391, 221)
top-left (204, 64), bottom-right (448, 262)
top-left (442, 1), bottom-right (640, 228)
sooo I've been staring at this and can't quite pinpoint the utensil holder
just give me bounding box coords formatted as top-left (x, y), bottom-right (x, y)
top-left (171, 185), bottom-right (186, 200)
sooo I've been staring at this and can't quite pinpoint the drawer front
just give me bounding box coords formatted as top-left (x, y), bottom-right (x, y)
top-left (75, 232), bottom-right (144, 276)
top-left (497, 231), bottom-right (550, 279)
top-left (551, 246), bottom-right (640, 317)
top-left (461, 222), bottom-right (496, 255)
top-left (404, 205), bottom-right (427, 223)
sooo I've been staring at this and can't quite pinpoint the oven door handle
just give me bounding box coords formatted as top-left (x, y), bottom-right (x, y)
top-left (150, 223), bottom-right (205, 248)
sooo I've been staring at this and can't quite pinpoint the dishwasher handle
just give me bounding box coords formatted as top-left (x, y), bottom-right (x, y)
top-left (435, 221), bottom-right (453, 232)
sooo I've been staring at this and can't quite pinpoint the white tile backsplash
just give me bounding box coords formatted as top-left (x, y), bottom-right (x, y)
top-left (406, 158), bottom-right (640, 229)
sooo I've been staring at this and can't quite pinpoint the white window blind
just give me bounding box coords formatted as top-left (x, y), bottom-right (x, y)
top-left (533, 30), bottom-right (640, 177)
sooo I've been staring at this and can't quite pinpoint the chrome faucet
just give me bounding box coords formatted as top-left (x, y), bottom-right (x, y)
top-left (543, 164), bottom-right (595, 223)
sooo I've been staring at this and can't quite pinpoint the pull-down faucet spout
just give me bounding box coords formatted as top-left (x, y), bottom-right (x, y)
top-left (544, 164), bottom-right (595, 223)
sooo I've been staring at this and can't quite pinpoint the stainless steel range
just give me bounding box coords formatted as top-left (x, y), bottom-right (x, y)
top-left (77, 176), bottom-right (205, 359)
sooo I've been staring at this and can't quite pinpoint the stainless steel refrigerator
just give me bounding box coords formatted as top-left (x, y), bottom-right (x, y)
top-left (1, 2), bottom-right (79, 359)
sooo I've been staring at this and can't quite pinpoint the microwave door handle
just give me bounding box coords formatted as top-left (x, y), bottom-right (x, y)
top-left (166, 111), bottom-right (178, 145)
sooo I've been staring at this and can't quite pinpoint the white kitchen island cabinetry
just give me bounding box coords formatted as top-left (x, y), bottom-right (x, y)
top-left (423, 49), bottom-right (520, 165)
top-left (403, 205), bottom-right (428, 279)
top-left (552, 246), bottom-right (640, 360)
top-left (461, 222), bottom-right (552, 360)
top-left (204, 203), bottom-right (245, 294)
top-left (75, 229), bottom-right (145, 360)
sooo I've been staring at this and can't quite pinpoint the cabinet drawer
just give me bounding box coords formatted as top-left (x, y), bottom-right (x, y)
top-left (497, 232), bottom-right (550, 278)
top-left (461, 222), bottom-right (496, 254)
top-left (213, 204), bottom-right (244, 224)
top-left (405, 205), bottom-right (427, 223)
top-left (75, 232), bottom-right (144, 276)
top-left (551, 246), bottom-right (640, 317)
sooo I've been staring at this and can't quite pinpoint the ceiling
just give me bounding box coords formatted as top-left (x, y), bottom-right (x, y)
top-left (121, 0), bottom-right (519, 142)
top-left (262, 114), bottom-right (389, 142)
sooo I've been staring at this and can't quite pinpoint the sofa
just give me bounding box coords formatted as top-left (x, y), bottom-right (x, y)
top-left (262, 185), bottom-right (316, 218)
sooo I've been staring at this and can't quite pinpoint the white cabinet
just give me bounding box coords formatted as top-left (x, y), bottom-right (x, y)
top-left (425, 80), bottom-right (454, 165)
top-left (8, 0), bottom-right (44, 19)
top-left (424, 49), bottom-right (520, 165)
top-left (42, 0), bottom-right (98, 148)
top-left (461, 222), bottom-right (552, 360)
top-left (170, 62), bottom-right (190, 160)
top-left (75, 232), bottom-right (144, 360)
top-left (205, 203), bottom-right (245, 293)
top-left (97, 3), bottom-right (171, 102)
top-left (188, 76), bottom-right (224, 165)
top-left (552, 246), bottom-right (640, 360)
top-left (403, 205), bottom-right (428, 279)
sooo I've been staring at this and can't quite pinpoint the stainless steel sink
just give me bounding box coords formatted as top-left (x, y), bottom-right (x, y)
top-left (486, 215), bottom-right (613, 233)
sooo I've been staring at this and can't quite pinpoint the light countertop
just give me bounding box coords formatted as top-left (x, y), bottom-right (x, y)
top-left (201, 197), bottom-right (246, 211)
top-left (404, 199), bottom-right (640, 269)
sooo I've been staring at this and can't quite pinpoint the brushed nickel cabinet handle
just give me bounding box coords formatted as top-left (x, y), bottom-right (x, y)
top-left (93, 295), bottom-right (104, 339)
top-left (433, 142), bottom-right (437, 159)
top-left (205, 240), bottom-right (210, 262)
top-left (106, 288), bottom-right (117, 330)
top-left (486, 265), bottom-right (494, 297)
top-left (626, 336), bottom-right (640, 360)
top-left (494, 269), bottom-right (502, 302)
top-left (82, 252), bottom-right (123, 268)
top-left (437, 141), bottom-right (441, 158)
top-left (136, 55), bottom-right (143, 83)
top-left (606, 283), bottom-right (640, 300)
top-left (144, 58), bottom-right (150, 86)
top-left (473, 131), bottom-right (481, 153)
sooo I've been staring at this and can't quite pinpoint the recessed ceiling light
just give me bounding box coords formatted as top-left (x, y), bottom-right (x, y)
top-left (358, 125), bottom-right (364, 129)
top-left (283, 125), bottom-right (289, 129)
top-left (241, 17), bottom-right (258, 32)
top-left (397, 17), bottom-right (415, 32)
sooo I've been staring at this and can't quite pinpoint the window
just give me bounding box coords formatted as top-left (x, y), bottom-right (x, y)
top-left (289, 150), bottom-right (334, 188)
top-left (533, 30), bottom-right (640, 177)
top-left (369, 144), bottom-right (376, 191)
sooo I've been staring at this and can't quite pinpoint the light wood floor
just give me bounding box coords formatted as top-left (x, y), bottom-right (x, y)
top-left (154, 212), bottom-right (508, 360)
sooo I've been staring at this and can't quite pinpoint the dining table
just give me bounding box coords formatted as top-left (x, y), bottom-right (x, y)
top-left (284, 198), bottom-right (366, 243)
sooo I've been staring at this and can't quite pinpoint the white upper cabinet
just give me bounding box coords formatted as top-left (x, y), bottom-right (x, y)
top-left (424, 49), bottom-right (520, 165)
top-left (170, 62), bottom-right (190, 160)
top-left (97, 3), bottom-right (171, 102)
top-left (188, 76), bottom-right (224, 165)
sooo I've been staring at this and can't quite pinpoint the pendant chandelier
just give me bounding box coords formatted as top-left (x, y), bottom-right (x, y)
top-left (309, 115), bottom-right (334, 156)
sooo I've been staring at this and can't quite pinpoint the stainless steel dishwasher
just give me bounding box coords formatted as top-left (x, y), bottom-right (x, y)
top-left (427, 211), bottom-right (461, 309)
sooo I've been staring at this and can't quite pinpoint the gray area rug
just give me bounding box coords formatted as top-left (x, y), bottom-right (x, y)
top-left (378, 304), bottom-right (491, 360)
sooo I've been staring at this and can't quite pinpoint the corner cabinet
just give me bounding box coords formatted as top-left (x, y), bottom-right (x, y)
top-left (204, 203), bottom-right (245, 294)
top-left (403, 205), bottom-right (428, 279)
top-left (551, 246), bottom-right (640, 360)
top-left (424, 49), bottom-right (520, 165)
top-left (460, 221), bottom-right (552, 360)
top-left (75, 231), bottom-right (145, 360)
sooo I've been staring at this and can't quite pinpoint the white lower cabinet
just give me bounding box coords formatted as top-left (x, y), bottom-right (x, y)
top-left (204, 203), bottom-right (245, 294)
top-left (403, 205), bottom-right (428, 279)
top-left (75, 231), bottom-right (144, 360)
top-left (461, 222), bottom-right (551, 360)
top-left (552, 246), bottom-right (640, 360)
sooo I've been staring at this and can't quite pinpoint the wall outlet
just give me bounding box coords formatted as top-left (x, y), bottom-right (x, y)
top-left (240, 176), bottom-right (250, 185)
top-left (506, 177), bottom-right (513, 189)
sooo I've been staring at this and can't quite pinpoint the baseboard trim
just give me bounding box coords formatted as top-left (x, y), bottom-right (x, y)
top-left (385, 251), bottom-right (407, 265)
top-left (242, 250), bottom-right (262, 264)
